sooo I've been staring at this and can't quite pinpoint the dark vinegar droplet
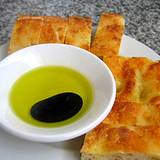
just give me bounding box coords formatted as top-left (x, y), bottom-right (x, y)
top-left (30, 92), bottom-right (83, 122)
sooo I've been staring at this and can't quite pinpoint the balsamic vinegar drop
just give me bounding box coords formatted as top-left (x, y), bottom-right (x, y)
top-left (31, 92), bottom-right (83, 122)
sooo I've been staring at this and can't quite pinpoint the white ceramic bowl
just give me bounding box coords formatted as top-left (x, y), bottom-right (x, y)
top-left (0, 44), bottom-right (116, 142)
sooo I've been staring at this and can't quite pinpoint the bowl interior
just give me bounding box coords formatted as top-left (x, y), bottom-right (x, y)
top-left (0, 44), bottom-right (116, 142)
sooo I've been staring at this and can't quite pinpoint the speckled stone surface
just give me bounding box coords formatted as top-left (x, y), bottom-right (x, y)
top-left (0, 0), bottom-right (159, 53)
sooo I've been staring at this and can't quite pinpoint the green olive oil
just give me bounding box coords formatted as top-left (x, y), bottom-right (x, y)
top-left (9, 66), bottom-right (93, 128)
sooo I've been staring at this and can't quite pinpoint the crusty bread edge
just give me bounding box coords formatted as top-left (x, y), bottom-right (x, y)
top-left (81, 153), bottom-right (160, 160)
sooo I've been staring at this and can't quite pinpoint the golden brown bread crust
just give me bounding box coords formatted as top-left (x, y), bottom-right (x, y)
top-left (91, 13), bottom-right (125, 57)
top-left (81, 124), bottom-right (160, 156)
top-left (65, 16), bottom-right (92, 50)
top-left (81, 56), bottom-right (160, 158)
top-left (103, 56), bottom-right (160, 126)
top-left (39, 16), bottom-right (67, 43)
top-left (103, 56), bottom-right (160, 103)
top-left (8, 16), bottom-right (68, 54)
top-left (103, 101), bottom-right (141, 126)
top-left (103, 101), bottom-right (160, 126)
top-left (8, 16), bottom-right (43, 54)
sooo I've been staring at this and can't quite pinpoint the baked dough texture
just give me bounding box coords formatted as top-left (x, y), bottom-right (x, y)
top-left (8, 15), bottom-right (92, 53)
top-left (81, 124), bottom-right (160, 160)
top-left (8, 16), bottom-right (68, 53)
top-left (91, 13), bottom-right (125, 57)
top-left (65, 16), bottom-right (92, 50)
top-left (81, 56), bottom-right (160, 159)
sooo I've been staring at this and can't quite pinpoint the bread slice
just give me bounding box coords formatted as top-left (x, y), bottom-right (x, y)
top-left (81, 56), bottom-right (160, 159)
top-left (8, 16), bottom-right (43, 54)
top-left (39, 16), bottom-right (67, 43)
top-left (81, 153), bottom-right (157, 160)
top-left (91, 13), bottom-right (125, 57)
top-left (103, 56), bottom-right (160, 103)
top-left (8, 16), bottom-right (68, 54)
top-left (81, 124), bottom-right (160, 160)
top-left (103, 100), bottom-right (160, 126)
top-left (65, 16), bottom-right (92, 50)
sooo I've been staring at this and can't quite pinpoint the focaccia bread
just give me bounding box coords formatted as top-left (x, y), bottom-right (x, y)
top-left (8, 16), bottom-right (43, 54)
top-left (8, 16), bottom-right (68, 54)
top-left (81, 56), bottom-right (160, 160)
top-left (65, 16), bottom-right (92, 50)
top-left (103, 100), bottom-right (160, 126)
top-left (39, 16), bottom-right (67, 44)
top-left (91, 13), bottom-right (125, 57)
top-left (81, 124), bottom-right (160, 160)
top-left (103, 56), bottom-right (160, 103)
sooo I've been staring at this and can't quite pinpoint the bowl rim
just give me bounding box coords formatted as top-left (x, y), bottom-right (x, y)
top-left (0, 43), bottom-right (116, 142)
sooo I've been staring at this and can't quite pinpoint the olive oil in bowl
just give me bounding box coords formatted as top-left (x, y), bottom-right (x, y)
top-left (9, 66), bottom-right (93, 128)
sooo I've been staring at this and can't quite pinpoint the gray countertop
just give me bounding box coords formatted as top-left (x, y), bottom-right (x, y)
top-left (0, 0), bottom-right (160, 53)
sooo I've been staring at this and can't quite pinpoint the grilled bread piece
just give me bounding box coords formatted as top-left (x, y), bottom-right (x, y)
top-left (8, 16), bottom-right (68, 54)
top-left (91, 13), bottom-right (125, 57)
top-left (81, 124), bottom-right (160, 160)
top-left (65, 16), bottom-right (92, 50)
